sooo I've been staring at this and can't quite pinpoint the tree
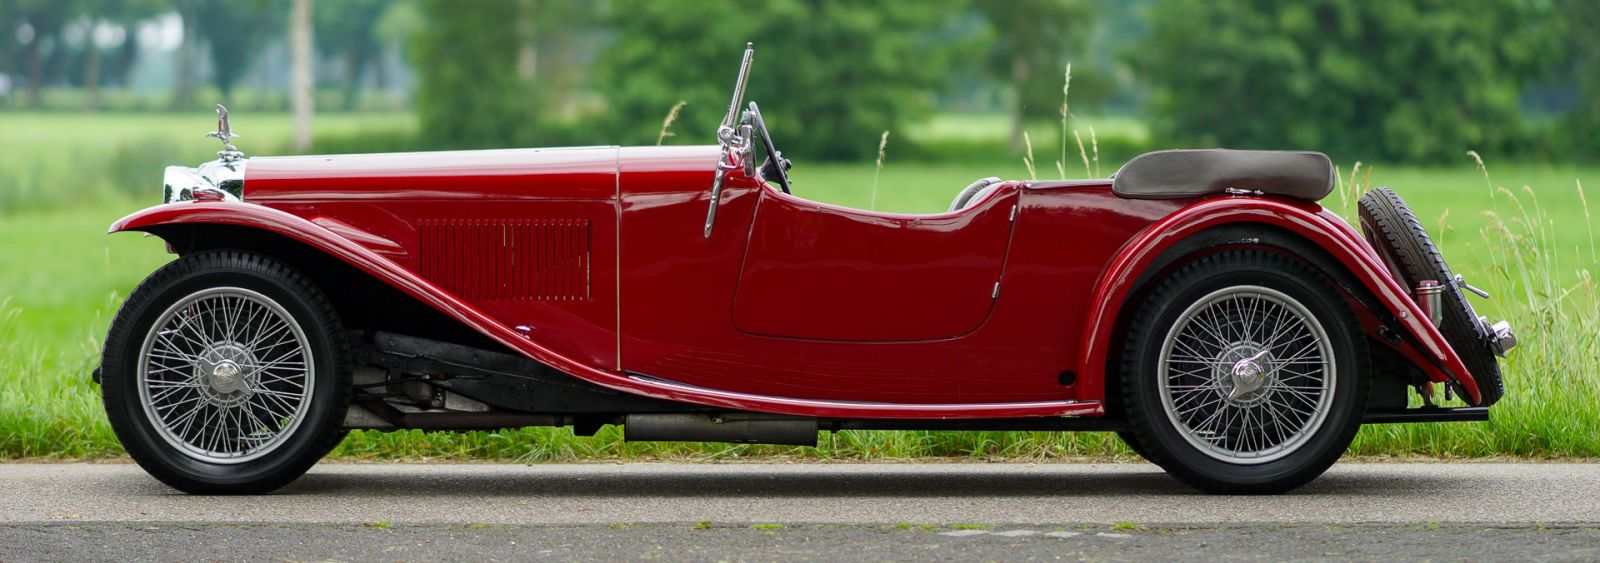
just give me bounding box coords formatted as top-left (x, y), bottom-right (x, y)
top-left (371, 0), bottom-right (424, 92)
top-left (314, 0), bottom-right (386, 111)
top-left (1556, 0), bottom-right (1600, 158)
top-left (517, 0), bottom-right (599, 117)
top-left (169, 0), bottom-right (197, 110)
top-left (592, 0), bottom-right (964, 161)
top-left (0, 0), bottom-right (15, 105)
top-left (411, 0), bottom-right (529, 148)
top-left (1133, 0), bottom-right (1563, 163)
top-left (192, 0), bottom-right (284, 102)
top-left (12, 0), bottom-right (79, 108)
top-left (974, 0), bottom-right (1094, 150)
top-left (289, 0), bottom-right (312, 151)
top-left (78, 0), bottom-right (163, 111)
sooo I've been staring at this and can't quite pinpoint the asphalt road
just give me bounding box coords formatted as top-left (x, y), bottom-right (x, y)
top-left (5, 522), bottom-right (1598, 561)
top-left (3, 462), bottom-right (1598, 561)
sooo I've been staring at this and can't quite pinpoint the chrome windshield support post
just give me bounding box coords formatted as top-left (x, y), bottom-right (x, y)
top-left (704, 43), bottom-right (755, 238)
top-left (705, 158), bottom-right (738, 238)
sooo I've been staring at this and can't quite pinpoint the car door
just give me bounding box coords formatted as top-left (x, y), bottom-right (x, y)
top-left (732, 184), bottom-right (1019, 342)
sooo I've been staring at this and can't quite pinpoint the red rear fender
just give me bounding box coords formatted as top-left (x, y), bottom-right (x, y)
top-left (1075, 197), bottom-right (1482, 405)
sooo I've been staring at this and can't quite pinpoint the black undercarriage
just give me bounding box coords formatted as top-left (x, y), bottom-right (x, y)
top-left (345, 332), bottom-right (1486, 446)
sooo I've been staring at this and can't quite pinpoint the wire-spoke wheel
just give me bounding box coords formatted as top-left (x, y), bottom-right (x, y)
top-left (1158, 286), bottom-right (1335, 465)
top-left (1122, 250), bottom-right (1366, 494)
top-left (138, 287), bottom-right (314, 464)
top-left (102, 250), bottom-right (349, 494)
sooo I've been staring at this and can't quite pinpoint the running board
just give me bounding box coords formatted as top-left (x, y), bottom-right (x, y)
top-left (1364, 407), bottom-right (1489, 424)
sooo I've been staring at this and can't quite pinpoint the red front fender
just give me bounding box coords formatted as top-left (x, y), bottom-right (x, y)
top-left (109, 200), bottom-right (602, 380)
top-left (1074, 197), bottom-right (1481, 405)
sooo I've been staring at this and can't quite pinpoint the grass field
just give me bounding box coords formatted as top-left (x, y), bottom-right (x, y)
top-left (1, 111), bottom-right (1596, 460)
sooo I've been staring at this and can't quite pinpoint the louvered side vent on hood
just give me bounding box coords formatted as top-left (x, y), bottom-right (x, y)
top-left (419, 219), bottom-right (592, 301)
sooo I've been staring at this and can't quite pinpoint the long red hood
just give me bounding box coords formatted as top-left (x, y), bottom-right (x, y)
top-left (243, 145), bottom-right (719, 202)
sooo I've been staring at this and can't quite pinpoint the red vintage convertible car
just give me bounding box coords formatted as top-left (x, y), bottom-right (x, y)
top-left (98, 46), bottom-right (1514, 495)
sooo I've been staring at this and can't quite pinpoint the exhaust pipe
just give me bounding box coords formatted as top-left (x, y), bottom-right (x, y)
top-left (624, 413), bottom-right (818, 446)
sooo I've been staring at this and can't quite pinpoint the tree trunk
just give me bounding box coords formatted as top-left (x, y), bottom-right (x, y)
top-left (1007, 54), bottom-right (1030, 152)
top-left (170, 10), bottom-right (195, 111)
top-left (84, 39), bottom-right (101, 112)
top-left (112, 32), bottom-right (139, 87)
top-left (25, 34), bottom-right (44, 109)
top-left (0, 18), bottom-right (14, 107)
top-left (290, 0), bottom-right (315, 152)
top-left (518, 0), bottom-right (538, 83)
top-left (372, 47), bottom-right (389, 91)
top-left (341, 46), bottom-right (368, 112)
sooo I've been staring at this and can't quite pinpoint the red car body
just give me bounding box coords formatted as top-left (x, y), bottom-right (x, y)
top-left (110, 144), bottom-right (1485, 418)
top-left (97, 48), bottom-right (1514, 495)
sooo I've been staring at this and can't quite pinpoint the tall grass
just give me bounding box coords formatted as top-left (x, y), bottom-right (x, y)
top-left (870, 130), bottom-right (889, 211)
top-left (0, 296), bottom-right (122, 458)
top-left (1051, 62), bottom-right (1098, 180)
top-left (656, 101), bottom-right (686, 146)
top-left (1345, 156), bottom-right (1600, 457)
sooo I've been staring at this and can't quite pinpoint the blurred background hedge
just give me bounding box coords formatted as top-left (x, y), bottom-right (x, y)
top-left (3, 0), bottom-right (1598, 165)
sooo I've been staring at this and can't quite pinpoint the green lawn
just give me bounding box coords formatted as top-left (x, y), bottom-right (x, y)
top-left (1, 111), bottom-right (1596, 460)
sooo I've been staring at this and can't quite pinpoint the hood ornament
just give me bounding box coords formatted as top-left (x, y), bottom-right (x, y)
top-left (162, 103), bottom-right (249, 204)
top-left (205, 104), bottom-right (244, 163)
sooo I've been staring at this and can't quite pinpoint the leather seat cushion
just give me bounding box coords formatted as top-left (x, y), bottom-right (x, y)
top-left (1111, 149), bottom-right (1335, 201)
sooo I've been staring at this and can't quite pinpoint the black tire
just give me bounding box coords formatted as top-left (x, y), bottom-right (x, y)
top-left (1116, 430), bottom-right (1155, 463)
top-left (101, 250), bottom-right (350, 494)
top-left (1120, 250), bottom-right (1367, 494)
top-left (1357, 187), bottom-right (1503, 406)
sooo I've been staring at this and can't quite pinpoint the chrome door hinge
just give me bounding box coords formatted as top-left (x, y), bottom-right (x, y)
top-left (992, 281), bottom-right (1001, 299)
top-left (1009, 204), bottom-right (1018, 222)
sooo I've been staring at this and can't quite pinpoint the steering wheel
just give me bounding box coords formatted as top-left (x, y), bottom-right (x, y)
top-left (746, 102), bottom-right (793, 194)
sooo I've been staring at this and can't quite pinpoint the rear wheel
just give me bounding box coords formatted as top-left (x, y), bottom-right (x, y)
top-left (1120, 250), bottom-right (1367, 494)
top-left (101, 250), bottom-right (350, 494)
top-left (1116, 430), bottom-right (1155, 463)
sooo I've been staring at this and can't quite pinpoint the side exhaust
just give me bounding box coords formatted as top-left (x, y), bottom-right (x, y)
top-left (624, 413), bottom-right (819, 446)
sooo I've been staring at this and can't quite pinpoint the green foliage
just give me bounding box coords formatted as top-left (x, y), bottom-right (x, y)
top-left (1134, 0), bottom-right (1564, 163)
top-left (9, 0), bottom-right (80, 107)
top-left (1552, 0), bottom-right (1600, 160)
top-left (314, 0), bottom-right (390, 110)
top-left (105, 137), bottom-right (181, 197)
top-left (191, 0), bottom-right (286, 100)
top-left (974, 0), bottom-right (1095, 120)
top-left (411, 0), bottom-right (530, 149)
top-left (592, 0), bottom-right (965, 160)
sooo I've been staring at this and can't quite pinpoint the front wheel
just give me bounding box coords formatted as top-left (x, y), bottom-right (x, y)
top-left (101, 250), bottom-right (350, 494)
top-left (1120, 250), bottom-right (1367, 494)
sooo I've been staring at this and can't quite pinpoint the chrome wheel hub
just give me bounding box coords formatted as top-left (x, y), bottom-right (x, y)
top-left (1158, 286), bottom-right (1336, 465)
top-left (1224, 347), bottom-right (1272, 404)
top-left (195, 343), bottom-right (255, 398)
